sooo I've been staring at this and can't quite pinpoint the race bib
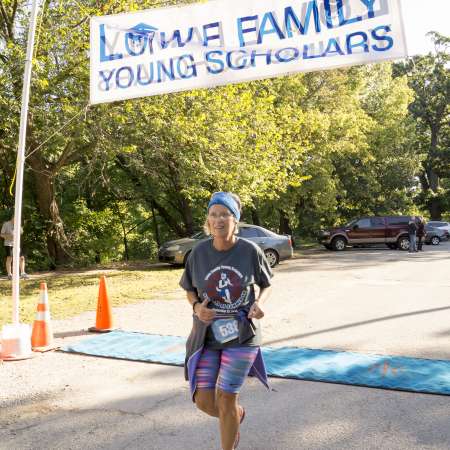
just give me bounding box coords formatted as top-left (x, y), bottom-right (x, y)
top-left (211, 318), bottom-right (239, 344)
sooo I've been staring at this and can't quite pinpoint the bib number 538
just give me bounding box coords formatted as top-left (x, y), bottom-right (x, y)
top-left (212, 318), bottom-right (239, 343)
top-left (219, 320), bottom-right (238, 337)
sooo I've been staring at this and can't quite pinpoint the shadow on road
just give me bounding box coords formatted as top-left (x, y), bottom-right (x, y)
top-left (54, 329), bottom-right (92, 339)
top-left (263, 306), bottom-right (450, 347)
top-left (264, 306), bottom-right (450, 345)
top-left (2, 373), bottom-right (450, 450)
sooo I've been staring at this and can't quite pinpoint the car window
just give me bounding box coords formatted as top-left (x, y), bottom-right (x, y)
top-left (387, 217), bottom-right (409, 225)
top-left (259, 227), bottom-right (278, 237)
top-left (370, 217), bottom-right (385, 227)
top-left (355, 218), bottom-right (371, 228)
top-left (191, 231), bottom-right (205, 239)
top-left (254, 227), bottom-right (269, 237)
top-left (428, 221), bottom-right (446, 227)
top-left (239, 227), bottom-right (261, 238)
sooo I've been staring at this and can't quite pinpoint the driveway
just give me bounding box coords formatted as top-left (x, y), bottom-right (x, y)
top-left (1, 242), bottom-right (449, 449)
top-left (267, 241), bottom-right (450, 359)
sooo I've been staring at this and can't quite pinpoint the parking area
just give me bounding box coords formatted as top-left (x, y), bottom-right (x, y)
top-left (1, 242), bottom-right (449, 449)
top-left (268, 241), bottom-right (450, 360)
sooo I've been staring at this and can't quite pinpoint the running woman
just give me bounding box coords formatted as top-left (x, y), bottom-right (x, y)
top-left (180, 191), bottom-right (273, 450)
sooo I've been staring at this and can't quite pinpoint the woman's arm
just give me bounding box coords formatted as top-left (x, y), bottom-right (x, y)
top-left (186, 290), bottom-right (200, 309)
top-left (248, 286), bottom-right (272, 319)
top-left (256, 286), bottom-right (272, 305)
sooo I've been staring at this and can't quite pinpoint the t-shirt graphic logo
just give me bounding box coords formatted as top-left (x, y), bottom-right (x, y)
top-left (204, 266), bottom-right (248, 311)
top-left (216, 272), bottom-right (233, 303)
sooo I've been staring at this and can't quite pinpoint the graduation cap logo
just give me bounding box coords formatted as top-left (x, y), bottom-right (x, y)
top-left (126, 23), bottom-right (159, 52)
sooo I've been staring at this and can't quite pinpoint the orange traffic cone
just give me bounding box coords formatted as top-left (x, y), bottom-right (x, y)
top-left (31, 282), bottom-right (55, 352)
top-left (88, 276), bottom-right (114, 333)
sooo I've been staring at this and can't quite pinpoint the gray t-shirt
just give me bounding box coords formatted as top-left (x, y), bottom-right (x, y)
top-left (180, 237), bottom-right (273, 349)
top-left (1, 220), bottom-right (14, 246)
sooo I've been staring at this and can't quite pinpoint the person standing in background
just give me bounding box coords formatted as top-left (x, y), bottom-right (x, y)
top-left (408, 217), bottom-right (418, 253)
top-left (417, 217), bottom-right (426, 251)
top-left (1, 214), bottom-right (28, 279)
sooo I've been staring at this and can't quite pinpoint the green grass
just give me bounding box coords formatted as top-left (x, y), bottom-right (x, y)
top-left (0, 265), bottom-right (184, 328)
top-left (295, 236), bottom-right (320, 250)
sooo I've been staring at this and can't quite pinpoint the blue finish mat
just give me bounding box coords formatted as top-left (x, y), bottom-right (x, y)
top-left (61, 331), bottom-right (450, 396)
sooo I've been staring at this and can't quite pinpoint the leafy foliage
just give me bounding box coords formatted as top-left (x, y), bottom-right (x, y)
top-left (0, 2), bottom-right (447, 268)
top-left (394, 32), bottom-right (450, 219)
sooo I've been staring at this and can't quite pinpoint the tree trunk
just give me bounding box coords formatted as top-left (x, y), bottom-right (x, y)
top-left (112, 202), bottom-right (129, 261)
top-left (426, 125), bottom-right (442, 220)
top-left (151, 202), bottom-right (161, 247)
top-left (279, 209), bottom-right (294, 246)
top-left (28, 154), bottom-right (70, 266)
top-left (251, 209), bottom-right (260, 226)
top-left (167, 162), bottom-right (195, 236)
top-left (429, 200), bottom-right (442, 221)
top-left (115, 154), bottom-right (186, 236)
top-left (178, 195), bottom-right (195, 236)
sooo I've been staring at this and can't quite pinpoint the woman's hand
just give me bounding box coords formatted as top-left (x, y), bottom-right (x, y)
top-left (248, 301), bottom-right (264, 320)
top-left (194, 298), bottom-right (216, 324)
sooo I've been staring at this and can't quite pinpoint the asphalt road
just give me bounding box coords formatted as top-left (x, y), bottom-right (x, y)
top-left (1, 242), bottom-right (449, 450)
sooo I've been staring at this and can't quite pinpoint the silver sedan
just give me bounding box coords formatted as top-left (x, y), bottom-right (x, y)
top-left (158, 223), bottom-right (293, 268)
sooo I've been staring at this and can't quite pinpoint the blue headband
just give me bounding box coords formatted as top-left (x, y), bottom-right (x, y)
top-left (208, 192), bottom-right (240, 221)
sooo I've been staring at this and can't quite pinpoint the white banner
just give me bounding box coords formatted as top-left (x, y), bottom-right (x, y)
top-left (90, 0), bottom-right (407, 104)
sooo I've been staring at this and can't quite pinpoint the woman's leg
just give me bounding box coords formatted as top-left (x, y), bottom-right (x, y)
top-left (216, 347), bottom-right (259, 450)
top-left (193, 348), bottom-right (221, 417)
top-left (5, 255), bottom-right (12, 276)
top-left (19, 255), bottom-right (25, 274)
top-left (217, 390), bottom-right (239, 450)
top-left (194, 389), bottom-right (218, 417)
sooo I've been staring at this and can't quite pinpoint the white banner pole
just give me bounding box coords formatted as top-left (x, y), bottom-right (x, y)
top-left (12, 0), bottom-right (41, 324)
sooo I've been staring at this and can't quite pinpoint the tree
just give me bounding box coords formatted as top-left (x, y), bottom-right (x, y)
top-left (107, 80), bottom-right (309, 238)
top-left (269, 64), bottom-right (417, 237)
top-left (1, 1), bottom-right (438, 268)
top-left (0, 0), bottom-right (94, 264)
top-left (0, 0), bottom-right (163, 264)
top-left (394, 32), bottom-right (450, 219)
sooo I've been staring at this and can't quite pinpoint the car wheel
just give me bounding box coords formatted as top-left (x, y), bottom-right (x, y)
top-left (264, 249), bottom-right (279, 268)
top-left (397, 236), bottom-right (410, 251)
top-left (331, 236), bottom-right (347, 251)
top-left (431, 236), bottom-right (440, 246)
